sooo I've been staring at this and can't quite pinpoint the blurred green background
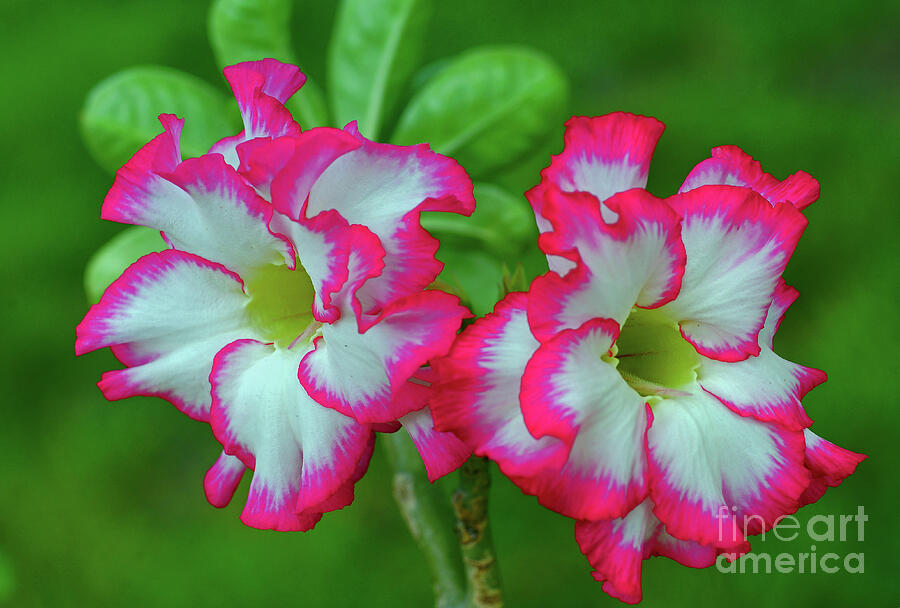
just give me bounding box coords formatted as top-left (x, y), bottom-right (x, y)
top-left (1, 0), bottom-right (897, 605)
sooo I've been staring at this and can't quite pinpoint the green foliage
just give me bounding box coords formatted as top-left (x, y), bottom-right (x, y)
top-left (424, 183), bottom-right (536, 312)
top-left (80, 66), bottom-right (239, 173)
top-left (208, 0), bottom-right (329, 127)
top-left (421, 183), bottom-right (534, 258)
top-left (435, 248), bottom-right (503, 317)
top-left (392, 46), bottom-right (568, 177)
top-left (328, 0), bottom-right (432, 139)
top-left (84, 227), bottom-right (168, 304)
top-left (208, 0), bottom-right (294, 65)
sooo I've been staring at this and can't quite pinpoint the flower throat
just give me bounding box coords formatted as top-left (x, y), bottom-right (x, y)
top-left (611, 307), bottom-right (699, 398)
top-left (244, 260), bottom-right (317, 348)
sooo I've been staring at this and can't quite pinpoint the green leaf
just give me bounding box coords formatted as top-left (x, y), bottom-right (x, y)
top-left (409, 57), bottom-right (451, 92)
top-left (84, 227), bottom-right (168, 303)
top-left (392, 46), bottom-right (568, 177)
top-left (209, 0), bottom-right (294, 67)
top-left (80, 66), bottom-right (240, 173)
top-left (328, 0), bottom-right (431, 139)
top-left (435, 248), bottom-right (503, 317)
top-left (490, 128), bottom-right (564, 194)
top-left (208, 0), bottom-right (329, 127)
top-left (421, 183), bottom-right (535, 258)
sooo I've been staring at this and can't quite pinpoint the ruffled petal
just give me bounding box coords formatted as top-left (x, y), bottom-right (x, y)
top-left (522, 182), bottom-right (576, 275)
top-left (103, 114), bottom-right (183, 211)
top-left (233, 135), bottom-right (299, 200)
top-left (161, 154), bottom-right (295, 273)
top-left (680, 145), bottom-right (820, 210)
top-left (388, 368), bottom-right (472, 481)
top-left (209, 59), bottom-right (304, 167)
top-left (431, 293), bottom-right (569, 480)
top-left (304, 429), bottom-right (377, 515)
top-left (268, 127), bottom-right (363, 218)
top-left (333, 224), bottom-right (388, 319)
top-left (75, 249), bottom-right (254, 420)
top-left (102, 113), bottom-right (182, 221)
top-left (698, 281), bottom-right (825, 429)
top-left (661, 185), bottom-right (808, 362)
top-left (305, 132), bottom-right (475, 309)
top-left (299, 291), bottom-right (469, 424)
top-left (399, 401), bottom-right (472, 482)
top-left (265, 129), bottom-right (389, 323)
top-left (575, 509), bottom-right (650, 605)
top-left (762, 278), bottom-right (800, 347)
top-left (647, 388), bottom-right (810, 548)
top-left (269, 208), bottom-right (383, 324)
top-left (204, 450), bottom-right (247, 508)
top-left (104, 150), bottom-right (293, 277)
top-left (798, 429), bottom-right (866, 505)
top-left (538, 113), bottom-right (665, 205)
top-left (575, 499), bottom-right (723, 604)
top-left (526, 113), bottom-right (665, 275)
top-left (228, 58), bottom-right (307, 105)
top-left (209, 339), bottom-right (373, 531)
top-left (520, 318), bottom-right (650, 519)
top-left (528, 187), bottom-right (685, 340)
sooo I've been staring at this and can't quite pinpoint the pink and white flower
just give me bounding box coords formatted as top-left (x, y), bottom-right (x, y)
top-left (431, 113), bottom-right (864, 602)
top-left (76, 59), bottom-right (474, 530)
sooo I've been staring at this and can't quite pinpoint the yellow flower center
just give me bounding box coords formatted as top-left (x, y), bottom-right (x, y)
top-left (608, 307), bottom-right (699, 399)
top-left (243, 260), bottom-right (319, 348)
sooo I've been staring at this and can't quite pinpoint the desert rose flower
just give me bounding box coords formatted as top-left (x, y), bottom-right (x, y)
top-left (76, 59), bottom-right (473, 531)
top-left (432, 113), bottom-right (864, 603)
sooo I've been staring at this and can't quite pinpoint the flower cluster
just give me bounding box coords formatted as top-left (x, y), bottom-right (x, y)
top-left (76, 59), bottom-right (473, 531)
top-left (430, 113), bottom-right (865, 603)
top-left (77, 58), bottom-right (865, 602)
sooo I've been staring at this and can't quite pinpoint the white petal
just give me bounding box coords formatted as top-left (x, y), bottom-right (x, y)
top-left (210, 340), bottom-right (373, 531)
top-left (76, 249), bottom-right (254, 420)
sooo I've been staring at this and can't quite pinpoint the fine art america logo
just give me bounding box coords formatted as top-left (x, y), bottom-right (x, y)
top-left (716, 506), bottom-right (867, 574)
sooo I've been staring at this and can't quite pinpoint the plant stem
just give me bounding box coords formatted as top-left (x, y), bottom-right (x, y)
top-left (384, 433), bottom-right (467, 608)
top-left (452, 456), bottom-right (503, 607)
